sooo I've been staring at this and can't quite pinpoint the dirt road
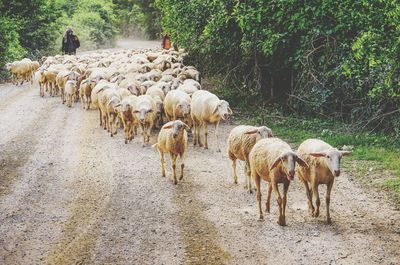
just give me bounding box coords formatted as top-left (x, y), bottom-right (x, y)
top-left (0, 40), bottom-right (399, 265)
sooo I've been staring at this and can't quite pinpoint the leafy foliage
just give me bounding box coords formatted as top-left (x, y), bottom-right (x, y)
top-left (156, 0), bottom-right (400, 133)
top-left (113, 0), bottom-right (162, 39)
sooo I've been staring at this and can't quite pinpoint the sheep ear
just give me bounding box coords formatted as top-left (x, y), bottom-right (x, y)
top-left (244, 129), bottom-right (258, 135)
top-left (270, 156), bottom-right (282, 170)
top-left (163, 124), bottom-right (173, 129)
top-left (96, 88), bottom-right (104, 94)
top-left (340, 151), bottom-right (352, 157)
top-left (267, 129), bottom-right (274, 137)
top-left (133, 110), bottom-right (139, 113)
top-left (212, 105), bottom-right (220, 115)
top-left (309, 152), bottom-right (326, 157)
top-left (296, 157), bottom-right (309, 168)
top-left (114, 103), bottom-right (121, 108)
top-left (228, 107), bottom-right (233, 114)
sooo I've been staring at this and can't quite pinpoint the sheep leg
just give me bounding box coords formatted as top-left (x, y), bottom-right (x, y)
top-left (140, 123), bottom-right (146, 147)
top-left (326, 180), bottom-right (334, 224)
top-left (254, 173), bottom-right (263, 220)
top-left (99, 109), bottom-right (103, 127)
top-left (312, 182), bottom-right (320, 218)
top-left (197, 124), bottom-right (203, 147)
top-left (108, 113), bottom-right (113, 137)
top-left (265, 182), bottom-right (272, 213)
top-left (282, 182), bottom-right (289, 226)
top-left (302, 180), bottom-right (314, 216)
top-left (146, 123), bottom-right (152, 142)
top-left (214, 122), bottom-right (221, 152)
top-left (171, 153), bottom-right (178, 185)
top-left (157, 148), bottom-right (166, 177)
top-left (272, 181), bottom-right (285, 226)
top-left (193, 123), bottom-right (198, 146)
top-left (204, 123), bottom-right (208, 149)
top-left (244, 161), bottom-right (253, 193)
top-left (123, 120), bottom-right (129, 144)
top-left (230, 157), bottom-right (238, 184)
top-left (179, 153), bottom-right (185, 181)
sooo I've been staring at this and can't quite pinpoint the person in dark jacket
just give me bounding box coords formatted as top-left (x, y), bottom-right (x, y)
top-left (62, 27), bottom-right (80, 55)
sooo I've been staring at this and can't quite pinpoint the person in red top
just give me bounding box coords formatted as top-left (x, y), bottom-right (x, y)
top-left (162, 33), bottom-right (171, 50)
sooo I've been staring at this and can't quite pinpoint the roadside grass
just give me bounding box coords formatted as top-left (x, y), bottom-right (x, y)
top-left (205, 77), bottom-right (400, 206)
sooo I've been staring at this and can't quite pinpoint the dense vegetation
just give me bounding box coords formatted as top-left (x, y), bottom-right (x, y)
top-left (114, 0), bottom-right (161, 39)
top-left (0, 0), bottom-right (119, 79)
top-left (156, 0), bottom-right (400, 134)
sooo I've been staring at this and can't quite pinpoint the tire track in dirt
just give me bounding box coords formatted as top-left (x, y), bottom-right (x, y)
top-left (0, 94), bottom-right (59, 196)
top-left (46, 109), bottom-right (114, 265)
top-left (0, 101), bottom-right (70, 264)
top-left (173, 170), bottom-right (231, 265)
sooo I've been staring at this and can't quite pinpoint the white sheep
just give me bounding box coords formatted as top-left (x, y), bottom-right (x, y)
top-left (227, 125), bottom-right (273, 193)
top-left (164, 90), bottom-right (191, 126)
top-left (6, 59), bottom-right (32, 85)
top-left (190, 90), bottom-right (232, 152)
top-left (133, 95), bottom-right (156, 146)
top-left (153, 120), bottom-right (190, 185)
top-left (64, 80), bottom-right (77, 108)
top-left (249, 138), bottom-right (308, 226)
top-left (296, 139), bottom-right (351, 224)
top-left (115, 95), bottom-right (138, 144)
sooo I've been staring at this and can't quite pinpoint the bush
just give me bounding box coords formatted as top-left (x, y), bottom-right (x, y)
top-left (156, 0), bottom-right (400, 134)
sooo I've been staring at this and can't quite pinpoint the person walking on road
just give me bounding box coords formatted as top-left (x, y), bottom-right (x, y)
top-left (62, 27), bottom-right (80, 55)
top-left (162, 33), bottom-right (171, 50)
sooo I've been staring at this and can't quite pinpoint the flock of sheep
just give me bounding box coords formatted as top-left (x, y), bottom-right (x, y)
top-left (6, 48), bottom-right (351, 226)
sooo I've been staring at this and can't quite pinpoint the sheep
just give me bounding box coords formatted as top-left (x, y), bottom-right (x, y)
top-left (190, 90), bottom-right (232, 152)
top-left (249, 138), bottom-right (308, 226)
top-left (43, 69), bottom-right (58, 96)
top-left (35, 69), bottom-right (47, 97)
top-left (146, 86), bottom-right (166, 126)
top-left (227, 125), bottom-right (274, 193)
top-left (5, 60), bottom-right (32, 85)
top-left (115, 95), bottom-right (138, 144)
top-left (105, 95), bottom-right (121, 137)
top-left (153, 120), bottom-right (190, 185)
top-left (98, 87), bottom-right (119, 131)
top-left (296, 139), bottom-right (351, 224)
top-left (177, 79), bottom-right (201, 96)
top-left (91, 81), bottom-right (117, 110)
top-left (64, 80), bottom-right (77, 108)
top-left (57, 71), bottom-right (80, 104)
top-left (79, 79), bottom-right (94, 110)
top-left (133, 95), bottom-right (156, 147)
top-left (164, 89), bottom-right (191, 125)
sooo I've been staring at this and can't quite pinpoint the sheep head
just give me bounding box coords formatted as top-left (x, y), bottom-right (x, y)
top-left (309, 149), bottom-right (351, 177)
top-left (270, 151), bottom-right (308, 181)
top-left (163, 120), bottom-right (190, 138)
top-left (212, 100), bottom-right (232, 120)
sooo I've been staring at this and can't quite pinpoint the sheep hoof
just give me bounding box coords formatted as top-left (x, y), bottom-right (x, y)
top-left (125, 140), bottom-right (128, 144)
top-left (216, 149), bottom-right (221, 152)
top-left (204, 146), bottom-right (208, 149)
top-left (258, 215), bottom-right (264, 221)
top-left (173, 180), bottom-right (177, 185)
top-left (327, 218), bottom-right (332, 224)
top-left (110, 133), bottom-right (113, 137)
